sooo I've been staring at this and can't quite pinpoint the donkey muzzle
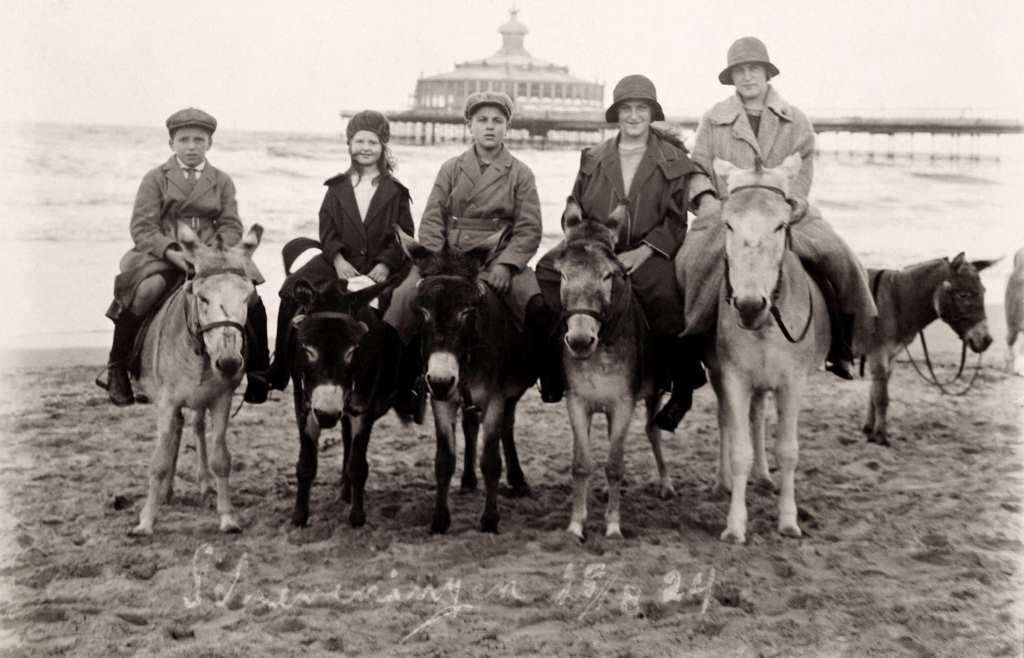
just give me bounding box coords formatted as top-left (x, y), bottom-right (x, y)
top-left (964, 320), bottom-right (993, 353)
top-left (215, 354), bottom-right (243, 377)
top-left (426, 352), bottom-right (459, 401)
top-left (733, 295), bottom-right (769, 329)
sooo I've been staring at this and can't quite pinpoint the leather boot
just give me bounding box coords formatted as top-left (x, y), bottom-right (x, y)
top-left (98, 310), bottom-right (144, 406)
top-left (526, 296), bottom-right (564, 404)
top-left (391, 325), bottom-right (427, 424)
top-left (653, 337), bottom-right (707, 432)
top-left (243, 295), bottom-right (272, 403)
top-left (826, 313), bottom-right (856, 380)
top-left (265, 297), bottom-right (298, 392)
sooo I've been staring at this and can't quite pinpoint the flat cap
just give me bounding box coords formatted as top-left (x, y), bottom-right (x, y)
top-left (464, 91), bottom-right (514, 121)
top-left (166, 107), bottom-right (217, 136)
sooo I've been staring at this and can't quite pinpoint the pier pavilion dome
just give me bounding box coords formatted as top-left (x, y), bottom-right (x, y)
top-left (412, 10), bottom-right (604, 119)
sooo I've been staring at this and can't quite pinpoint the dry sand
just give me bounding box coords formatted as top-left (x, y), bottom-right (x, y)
top-left (0, 310), bottom-right (1021, 657)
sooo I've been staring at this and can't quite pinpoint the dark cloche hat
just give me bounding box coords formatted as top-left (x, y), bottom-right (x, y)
top-left (166, 107), bottom-right (217, 136)
top-left (605, 74), bottom-right (665, 123)
top-left (346, 110), bottom-right (391, 143)
top-left (464, 91), bottom-right (514, 121)
top-left (718, 37), bottom-right (780, 85)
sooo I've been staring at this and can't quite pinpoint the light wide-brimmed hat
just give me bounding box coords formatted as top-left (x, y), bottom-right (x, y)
top-left (718, 37), bottom-right (780, 85)
top-left (604, 74), bottom-right (665, 123)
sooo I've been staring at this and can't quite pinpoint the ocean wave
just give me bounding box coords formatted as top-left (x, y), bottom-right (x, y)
top-left (909, 171), bottom-right (1000, 185)
top-left (266, 145), bottom-right (335, 161)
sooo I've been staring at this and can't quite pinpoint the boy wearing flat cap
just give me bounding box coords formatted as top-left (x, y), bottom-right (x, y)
top-left (382, 90), bottom-right (547, 363)
top-left (99, 107), bottom-right (270, 406)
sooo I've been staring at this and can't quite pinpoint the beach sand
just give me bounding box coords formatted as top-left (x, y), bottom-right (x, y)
top-left (0, 306), bottom-right (1021, 656)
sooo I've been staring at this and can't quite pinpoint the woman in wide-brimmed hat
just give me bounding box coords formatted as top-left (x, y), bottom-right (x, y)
top-left (534, 74), bottom-right (708, 432)
top-left (678, 37), bottom-right (878, 379)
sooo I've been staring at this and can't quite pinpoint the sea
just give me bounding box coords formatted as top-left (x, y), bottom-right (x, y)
top-left (0, 122), bottom-right (1020, 351)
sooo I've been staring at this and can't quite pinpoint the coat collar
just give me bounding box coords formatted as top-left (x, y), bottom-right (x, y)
top-left (162, 155), bottom-right (215, 202)
top-left (706, 85), bottom-right (793, 157)
top-left (590, 131), bottom-right (694, 202)
top-left (325, 172), bottom-right (403, 235)
top-left (455, 145), bottom-right (514, 200)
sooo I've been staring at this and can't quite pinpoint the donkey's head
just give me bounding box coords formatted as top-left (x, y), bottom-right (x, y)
top-left (399, 230), bottom-right (502, 402)
top-left (180, 224), bottom-right (262, 379)
top-left (554, 200), bottom-right (627, 359)
top-left (936, 253), bottom-right (995, 353)
top-left (714, 155), bottom-right (802, 330)
top-left (289, 279), bottom-right (381, 428)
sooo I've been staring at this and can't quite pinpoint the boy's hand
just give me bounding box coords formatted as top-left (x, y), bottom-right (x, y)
top-left (367, 263), bottom-right (390, 283)
top-left (478, 263), bottom-right (512, 296)
top-left (617, 244), bottom-right (653, 274)
top-left (333, 254), bottom-right (359, 280)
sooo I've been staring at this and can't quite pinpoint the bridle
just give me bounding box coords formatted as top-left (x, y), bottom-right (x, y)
top-left (184, 265), bottom-right (250, 356)
top-left (561, 243), bottom-right (631, 342)
top-left (721, 184), bottom-right (814, 344)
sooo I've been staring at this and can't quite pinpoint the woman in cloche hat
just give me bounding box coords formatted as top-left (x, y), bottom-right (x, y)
top-left (679, 37), bottom-right (878, 380)
top-left (98, 107), bottom-right (271, 406)
top-left (535, 74), bottom-right (708, 432)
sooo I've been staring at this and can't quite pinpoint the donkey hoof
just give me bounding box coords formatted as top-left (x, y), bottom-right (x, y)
top-left (605, 523), bottom-right (623, 539)
top-left (129, 523), bottom-right (153, 537)
top-left (861, 424), bottom-right (873, 436)
top-left (290, 508), bottom-right (309, 527)
top-left (567, 521), bottom-right (585, 542)
top-left (658, 481), bottom-right (677, 500)
top-left (459, 477), bottom-right (478, 494)
top-left (349, 508), bottom-right (366, 528)
top-left (720, 528), bottom-right (746, 544)
top-left (430, 510), bottom-right (451, 535)
top-left (480, 513), bottom-right (500, 534)
top-left (501, 481), bottom-right (531, 498)
top-left (220, 517), bottom-right (242, 534)
top-left (779, 523), bottom-right (802, 538)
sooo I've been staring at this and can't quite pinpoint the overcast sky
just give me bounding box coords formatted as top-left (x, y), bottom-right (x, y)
top-left (2, 0), bottom-right (1022, 132)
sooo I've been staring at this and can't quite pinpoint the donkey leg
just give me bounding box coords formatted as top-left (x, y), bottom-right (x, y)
top-left (604, 400), bottom-right (635, 539)
top-left (132, 403), bottom-right (184, 535)
top-left (460, 409), bottom-right (479, 493)
top-left (500, 398), bottom-right (530, 497)
top-left (208, 394), bottom-right (241, 533)
top-left (867, 356), bottom-right (894, 446)
top-left (347, 414), bottom-right (374, 528)
top-left (292, 411), bottom-right (319, 527)
top-left (194, 410), bottom-right (215, 500)
top-left (721, 378), bottom-right (752, 544)
top-left (479, 400), bottom-right (505, 534)
top-left (643, 394), bottom-right (675, 499)
top-left (340, 414), bottom-right (353, 503)
top-left (431, 400), bottom-right (458, 534)
top-left (774, 383), bottom-right (803, 538)
top-left (566, 395), bottom-right (593, 541)
top-left (714, 395), bottom-right (733, 496)
top-left (750, 391), bottom-right (776, 490)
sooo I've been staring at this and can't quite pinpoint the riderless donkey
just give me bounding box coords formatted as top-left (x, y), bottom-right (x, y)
top-left (1005, 246), bottom-right (1024, 375)
top-left (861, 254), bottom-right (995, 445)
top-left (130, 224), bottom-right (262, 535)
top-left (400, 231), bottom-right (534, 534)
top-left (703, 155), bottom-right (829, 545)
top-left (552, 200), bottom-right (676, 541)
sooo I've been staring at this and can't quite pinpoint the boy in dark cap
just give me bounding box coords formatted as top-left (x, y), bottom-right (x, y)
top-left (98, 107), bottom-right (270, 405)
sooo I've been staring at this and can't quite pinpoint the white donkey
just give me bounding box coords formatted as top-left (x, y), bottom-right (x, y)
top-left (130, 224), bottom-right (262, 535)
top-left (1006, 246), bottom-right (1024, 375)
top-left (704, 155), bottom-right (830, 544)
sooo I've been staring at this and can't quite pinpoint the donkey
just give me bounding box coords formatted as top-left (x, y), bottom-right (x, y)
top-left (129, 224), bottom-right (262, 535)
top-left (1005, 247), bottom-right (1024, 375)
top-left (862, 254), bottom-right (995, 445)
top-left (705, 155), bottom-right (830, 544)
top-left (400, 231), bottom-right (534, 534)
top-left (552, 201), bottom-right (675, 541)
top-left (284, 276), bottom-right (394, 528)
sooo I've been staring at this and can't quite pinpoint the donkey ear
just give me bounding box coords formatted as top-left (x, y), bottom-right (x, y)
top-left (777, 154), bottom-right (803, 183)
top-left (562, 198), bottom-right (583, 230)
top-left (397, 229), bottom-right (434, 269)
top-left (177, 223), bottom-right (201, 259)
top-left (606, 203), bottom-right (627, 230)
top-left (293, 280), bottom-right (316, 309)
top-left (970, 257), bottom-right (1000, 272)
top-left (712, 158), bottom-right (739, 187)
top-left (950, 252), bottom-right (966, 268)
top-left (239, 224), bottom-right (263, 258)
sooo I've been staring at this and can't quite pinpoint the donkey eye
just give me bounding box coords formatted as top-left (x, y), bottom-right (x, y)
top-left (724, 222), bottom-right (734, 232)
top-left (197, 295), bottom-right (210, 305)
top-left (774, 223), bottom-right (787, 233)
top-left (602, 272), bottom-right (613, 281)
top-left (458, 309), bottom-right (475, 322)
top-left (418, 308), bottom-right (432, 322)
top-left (303, 346), bottom-right (319, 362)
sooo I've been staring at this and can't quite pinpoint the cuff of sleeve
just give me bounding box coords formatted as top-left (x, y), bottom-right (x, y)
top-left (641, 240), bottom-right (669, 259)
top-left (688, 180), bottom-right (717, 211)
top-left (494, 254), bottom-right (525, 272)
top-left (158, 239), bottom-right (180, 259)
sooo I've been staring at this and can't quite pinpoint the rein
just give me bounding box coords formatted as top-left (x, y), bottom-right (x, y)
top-left (722, 183), bottom-right (814, 343)
top-left (903, 332), bottom-right (983, 396)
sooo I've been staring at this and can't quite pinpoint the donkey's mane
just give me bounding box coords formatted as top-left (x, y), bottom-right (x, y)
top-left (419, 243), bottom-right (485, 280)
top-left (565, 219), bottom-right (616, 250)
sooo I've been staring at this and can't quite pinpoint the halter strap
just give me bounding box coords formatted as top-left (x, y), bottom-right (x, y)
top-left (728, 183), bottom-right (790, 199)
top-left (192, 266), bottom-right (248, 281)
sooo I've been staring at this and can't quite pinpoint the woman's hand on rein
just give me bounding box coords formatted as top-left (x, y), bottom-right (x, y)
top-left (333, 255), bottom-right (360, 280)
top-left (617, 244), bottom-right (654, 275)
top-left (367, 263), bottom-right (390, 283)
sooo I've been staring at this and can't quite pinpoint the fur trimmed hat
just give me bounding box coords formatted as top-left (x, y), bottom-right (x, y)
top-left (346, 110), bottom-right (391, 143)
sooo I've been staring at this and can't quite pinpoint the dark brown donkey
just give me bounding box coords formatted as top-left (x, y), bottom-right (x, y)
top-left (862, 253), bottom-right (995, 446)
top-left (281, 263), bottom-right (396, 528)
top-left (400, 231), bottom-right (534, 534)
top-left (552, 201), bottom-right (674, 541)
